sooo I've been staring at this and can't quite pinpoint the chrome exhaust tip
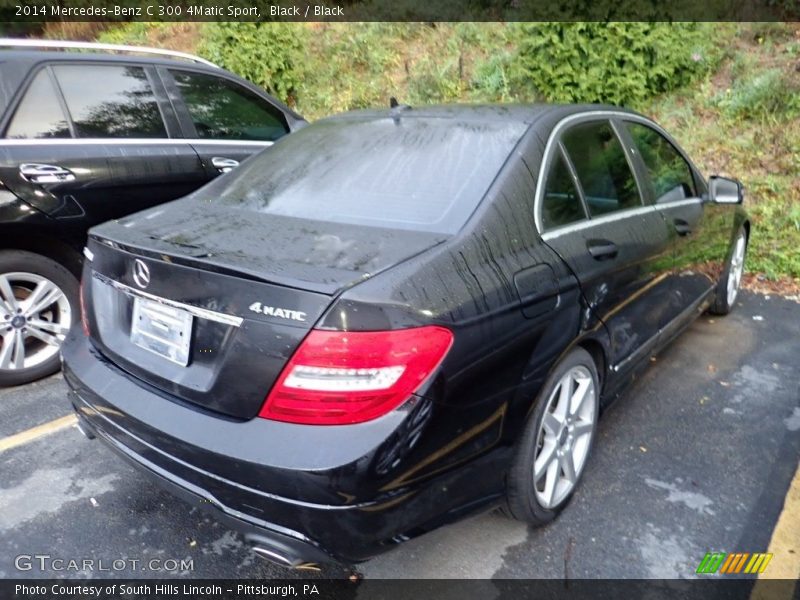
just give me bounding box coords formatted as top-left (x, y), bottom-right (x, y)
top-left (251, 546), bottom-right (320, 571)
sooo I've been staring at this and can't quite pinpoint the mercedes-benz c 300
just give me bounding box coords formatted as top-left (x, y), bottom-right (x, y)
top-left (62, 105), bottom-right (749, 567)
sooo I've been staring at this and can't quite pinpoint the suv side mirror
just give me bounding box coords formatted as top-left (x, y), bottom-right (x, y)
top-left (708, 176), bottom-right (744, 204)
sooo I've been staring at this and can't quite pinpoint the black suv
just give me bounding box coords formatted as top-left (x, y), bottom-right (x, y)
top-left (0, 39), bottom-right (305, 385)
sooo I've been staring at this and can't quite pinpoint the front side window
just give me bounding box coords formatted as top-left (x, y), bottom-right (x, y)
top-left (5, 69), bottom-right (70, 139)
top-left (170, 70), bottom-right (288, 142)
top-left (53, 65), bottom-right (166, 138)
top-left (561, 120), bottom-right (642, 216)
top-left (626, 122), bottom-right (696, 204)
top-left (541, 150), bottom-right (586, 230)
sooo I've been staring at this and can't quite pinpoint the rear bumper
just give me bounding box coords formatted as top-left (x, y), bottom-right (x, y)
top-left (61, 330), bottom-right (506, 564)
top-left (70, 405), bottom-right (332, 567)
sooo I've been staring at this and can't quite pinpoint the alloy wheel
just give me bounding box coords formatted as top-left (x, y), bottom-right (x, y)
top-left (533, 365), bottom-right (597, 509)
top-left (726, 233), bottom-right (746, 307)
top-left (0, 272), bottom-right (72, 371)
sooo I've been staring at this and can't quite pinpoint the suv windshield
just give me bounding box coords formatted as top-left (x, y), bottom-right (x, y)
top-left (202, 116), bottom-right (527, 234)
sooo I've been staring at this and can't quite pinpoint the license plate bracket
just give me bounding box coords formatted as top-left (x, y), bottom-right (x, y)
top-left (130, 296), bottom-right (193, 366)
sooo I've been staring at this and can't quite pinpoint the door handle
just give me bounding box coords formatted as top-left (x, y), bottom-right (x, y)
top-left (586, 239), bottom-right (618, 261)
top-left (19, 163), bottom-right (76, 184)
top-left (211, 157), bottom-right (239, 174)
top-left (674, 218), bottom-right (692, 236)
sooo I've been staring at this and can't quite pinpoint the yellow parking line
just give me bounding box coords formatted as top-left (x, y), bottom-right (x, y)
top-left (750, 462), bottom-right (800, 600)
top-left (0, 414), bottom-right (77, 454)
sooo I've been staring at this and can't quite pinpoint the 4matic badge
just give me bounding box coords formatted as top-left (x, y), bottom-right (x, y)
top-left (248, 302), bottom-right (307, 322)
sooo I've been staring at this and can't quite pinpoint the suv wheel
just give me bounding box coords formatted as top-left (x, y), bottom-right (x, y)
top-left (504, 347), bottom-right (600, 525)
top-left (0, 250), bottom-right (78, 386)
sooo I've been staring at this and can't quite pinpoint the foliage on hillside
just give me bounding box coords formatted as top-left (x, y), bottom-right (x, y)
top-left (508, 23), bottom-right (723, 104)
top-left (94, 22), bottom-right (799, 284)
top-left (199, 23), bottom-right (308, 103)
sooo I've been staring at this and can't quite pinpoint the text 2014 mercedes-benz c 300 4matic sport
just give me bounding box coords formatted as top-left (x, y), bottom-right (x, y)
top-left (61, 104), bottom-right (750, 568)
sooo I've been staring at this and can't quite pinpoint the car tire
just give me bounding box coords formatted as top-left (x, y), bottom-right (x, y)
top-left (0, 250), bottom-right (79, 387)
top-left (504, 347), bottom-right (600, 525)
top-left (709, 227), bottom-right (748, 316)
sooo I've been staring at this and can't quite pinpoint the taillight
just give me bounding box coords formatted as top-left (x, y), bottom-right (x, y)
top-left (259, 326), bottom-right (453, 425)
top-left (79, 280), bottom-right (90, 336)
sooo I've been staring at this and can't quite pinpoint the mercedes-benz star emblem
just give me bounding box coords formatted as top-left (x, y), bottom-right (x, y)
top-left (132, 259), bottom-right (151, 289)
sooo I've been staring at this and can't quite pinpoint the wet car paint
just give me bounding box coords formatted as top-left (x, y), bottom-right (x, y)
top-left (62, 104), bottom-right (750, 565)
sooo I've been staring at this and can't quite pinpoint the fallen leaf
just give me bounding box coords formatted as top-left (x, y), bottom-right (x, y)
top-left (707, 364), bottom-right (717, 373)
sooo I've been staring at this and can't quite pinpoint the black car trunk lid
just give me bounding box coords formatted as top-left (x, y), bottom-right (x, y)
top-left (82, 204), bottom-right (446, 420)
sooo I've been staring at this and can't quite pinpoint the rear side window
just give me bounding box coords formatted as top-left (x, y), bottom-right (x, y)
top-left (541, 150), bottom-right (586, 230)
top-left (626, 122), bottom-right (696, 204)
top-left (562, 121), bottom-right (642, 216)
top-left (53, 65), bottom-right (166, 138)
top-left (5, 69), bottom-right (70, 139)
top-left (170, 70), bottom-right (288, 142)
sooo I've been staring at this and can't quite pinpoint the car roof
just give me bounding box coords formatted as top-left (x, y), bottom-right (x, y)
top-left (0, 49), bottom-right (217, 69)
top-left (323, 103), bottom-right (646, 133)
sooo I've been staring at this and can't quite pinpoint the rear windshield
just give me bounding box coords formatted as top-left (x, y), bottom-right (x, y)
top-left (204, 117), bottom-right (527, 234)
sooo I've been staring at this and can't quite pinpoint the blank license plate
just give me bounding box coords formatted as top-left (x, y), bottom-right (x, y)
top-left (130, 297), bottom-right (193, 366)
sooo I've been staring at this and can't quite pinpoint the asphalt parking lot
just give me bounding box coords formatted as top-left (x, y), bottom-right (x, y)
top-left (0, 291), bottom-right (798, 580)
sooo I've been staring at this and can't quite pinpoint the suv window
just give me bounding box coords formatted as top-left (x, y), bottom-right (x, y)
top-left (626, 122), bottom-right (696, 204)
top-left (562, 120), bottom-right (641, 216)
top-left (541, 150), bottom-right (586, 230)
top-left (53, 65), bottom-right (166, 138)
top-left (5, 69), bottom-right (70, 139)
top-left (170, 70), bottom-right (288, 142)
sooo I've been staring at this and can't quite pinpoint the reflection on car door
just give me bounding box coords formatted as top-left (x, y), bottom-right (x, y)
top-left (158, 68), bottom-right (289, 181)
top-left (621, 120), bottom-right (730, 328)
top-left (537, 118), bottom-right (673, 373)
top-left (0, 62), bottom-right (206, 224)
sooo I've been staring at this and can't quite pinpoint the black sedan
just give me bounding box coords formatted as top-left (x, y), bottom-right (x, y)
top-left (61, 104), bottom-right (749, 567)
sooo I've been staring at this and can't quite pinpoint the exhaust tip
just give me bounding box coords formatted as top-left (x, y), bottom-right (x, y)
top-left (251, 546), bottom-right (319, 571)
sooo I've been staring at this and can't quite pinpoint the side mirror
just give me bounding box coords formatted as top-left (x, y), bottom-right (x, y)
top-left (708, 176), bottom-right (744, 204)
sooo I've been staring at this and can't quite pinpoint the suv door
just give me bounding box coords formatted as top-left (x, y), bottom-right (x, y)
top-left (0, 62), bottom-right (206, 224)
top-left (621, 120), bottom-right (729, 327)
top-left (158, 67), bottom-right (290, 179)
top-left (537, 118), bottom-right (674, 372)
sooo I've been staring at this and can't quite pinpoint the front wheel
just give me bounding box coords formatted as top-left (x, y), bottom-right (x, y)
top-left (709, 227), bottom-right (747, 316)
top-left (0, 250), bottom-right (79, 386)
top-left (504, 347), bottom-right (600, 525)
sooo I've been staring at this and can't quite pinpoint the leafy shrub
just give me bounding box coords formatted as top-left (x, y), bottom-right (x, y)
top-left (508, 23), bottom-right (720, 106)
top-left (199, 23), bottom-right (307, 105)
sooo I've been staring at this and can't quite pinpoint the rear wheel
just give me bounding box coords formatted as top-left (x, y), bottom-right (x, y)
top-left (709, 227), bottom-right (747, 316)
top-left (504, 347), bottom-right (600, 525)
top-left (0, 250), bottom-right (78, 386)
